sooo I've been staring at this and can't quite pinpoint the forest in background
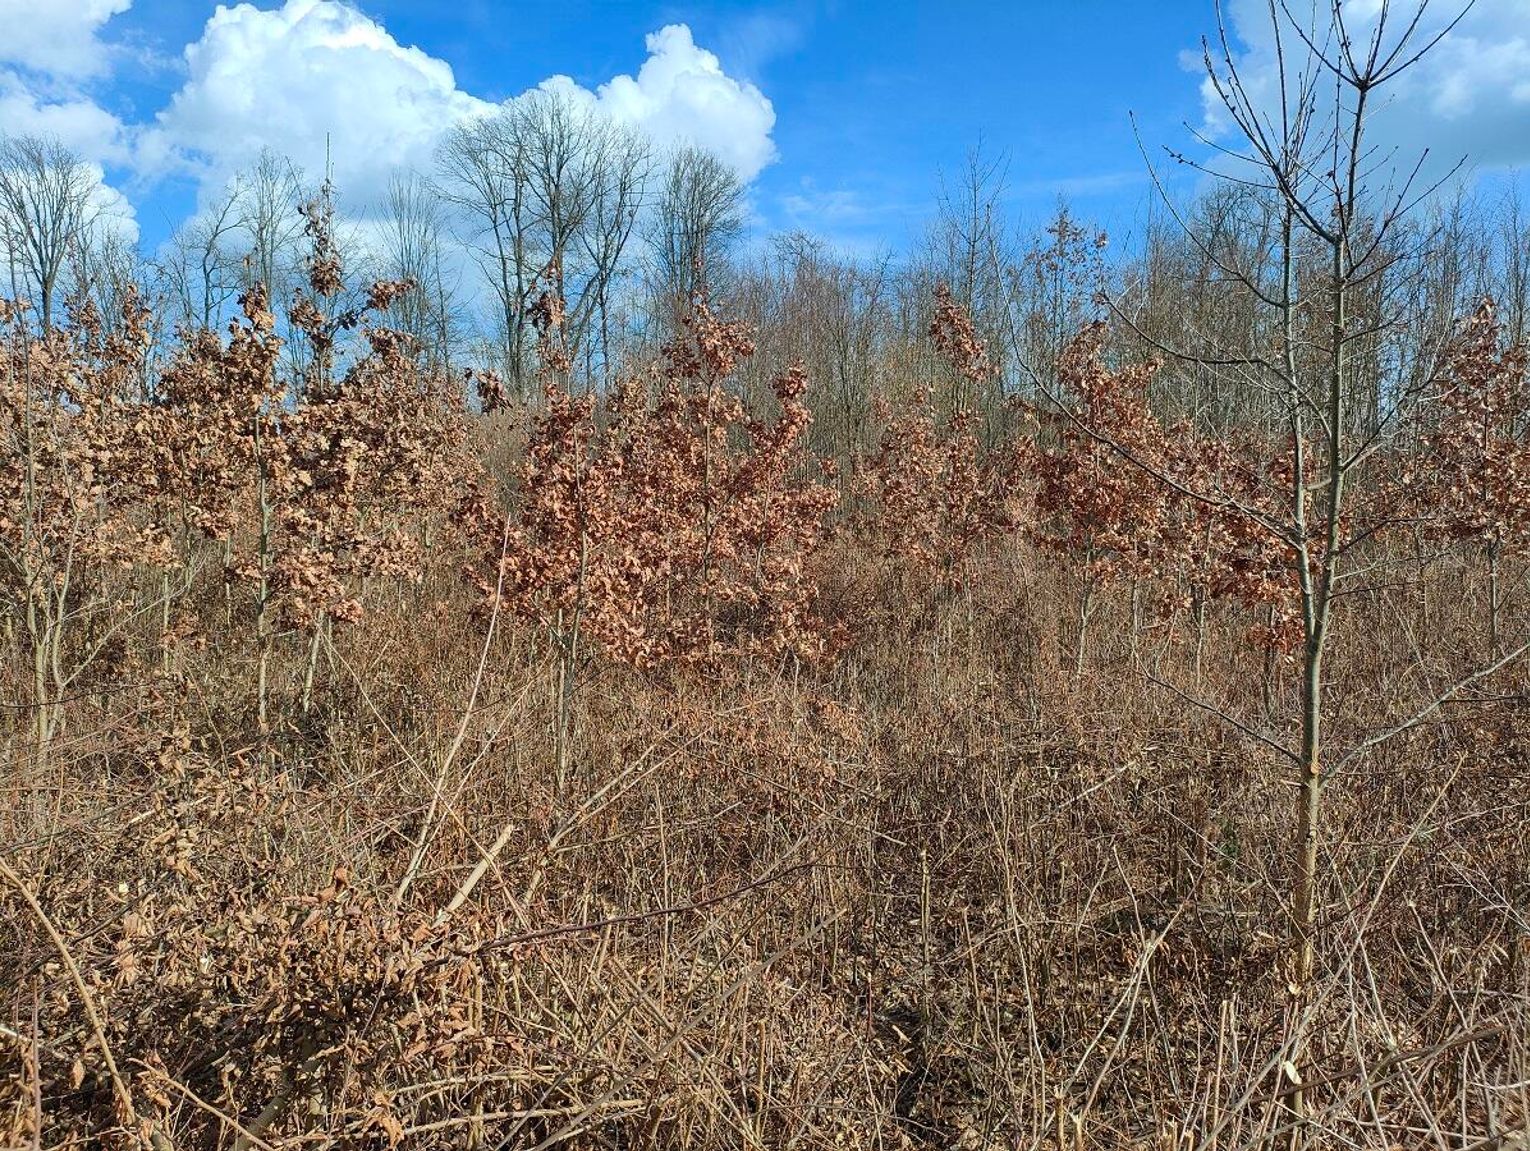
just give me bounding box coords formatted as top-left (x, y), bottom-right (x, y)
top-left (2, 2), bottom-right (1529, 1149)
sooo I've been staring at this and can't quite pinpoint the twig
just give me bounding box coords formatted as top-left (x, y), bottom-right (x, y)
top-left (0, 856), bottom-right (145, 1147)
top-left (1332, 639), bottom-right (1530, 773)
top-left (1271, 1024), bottom-right (1503, 1100)
top-left (132, 1062), bottom-right (276, 1151)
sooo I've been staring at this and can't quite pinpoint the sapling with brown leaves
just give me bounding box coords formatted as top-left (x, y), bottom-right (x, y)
top-left (149, 184), bottom-right (467, 730)
top-left (458, 281), bottom-right (839, 795)
top-left (0, 290), bottom-right (172, 777)
top-left (856, 284), bottom-right (1028, 601)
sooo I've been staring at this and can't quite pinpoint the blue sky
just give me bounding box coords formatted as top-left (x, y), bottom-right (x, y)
top-left (3, 0), bottom-right (1529, 256)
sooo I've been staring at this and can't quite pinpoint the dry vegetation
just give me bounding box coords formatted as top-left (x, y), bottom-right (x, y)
top-left (3, 3), bottom-right (1530, 1150)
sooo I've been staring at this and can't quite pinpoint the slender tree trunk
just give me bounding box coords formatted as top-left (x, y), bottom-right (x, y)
top-left (300, 616), bottom-right (326, 716)
top-left (1073, 558), bottom-right (1096, 684)
top-left (255, 426), bottom-right (275, 735)
top-left (1292, 638), bottom-right (1324, 992)
top-left (554, 619), bottom-right (579, 803)
top-left (1192, 593), bottom-right (1208, 688)
top-left (160, 569), bottom-right (174, 676)
top-left (1129, 578), bottom-right (1142, 663)
top-left (1488, 542), bottom-right (1502, 659)
top-left (554, 533), bottom-right (588, 804)
top-left (31, 618), bottom-right (51, 775)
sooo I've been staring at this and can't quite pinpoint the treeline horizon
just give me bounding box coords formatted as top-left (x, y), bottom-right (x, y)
top-left (7, 86), bottom-right (1530, 443)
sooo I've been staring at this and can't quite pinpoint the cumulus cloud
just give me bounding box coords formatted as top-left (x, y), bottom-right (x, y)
top-left (84, 163), bottom-right (140, 245)
top-left (0, 0), bottom-right (133, 158)
top-left (140, 2), bottom-right (778, 212)
top-left (0, 76), bottom-right (131, 162)
top-left (0, 0), bottom-right (131, 79)
top-left (0, 0), bottom-right (777, 255)
top-left (0, 0), bottom-right (136, 233)
top-left (138, 0), bottom-right (492, 205)
top-left (1197, 0), bottom-right (1530, 177)
top-left (538, 25), bottom-right (778, 180)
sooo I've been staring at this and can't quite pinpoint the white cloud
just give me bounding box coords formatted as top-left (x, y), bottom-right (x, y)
top-left (139, 0), bottom-right (492, 205)
top-left (140, 3), bottom-right (778, 213)
top-left (0, 75), bottom-right (131, 162)
top-left (85, 162), bottom-right (139, 245)
top-left (0, 0), bottom-right (131, 79)
top-left (1198, 0), bottom-right (1530, 176)
top-left (0, 0), bottom-right (777, 263)
top-left (0, 0), bottom-right (133, 159)
top-left (538, 24), bottom-right (778, 180)
top-left (0, 0), bottom-right (136, 236)
top-left (1403, 9), bottom-right (1530, 167)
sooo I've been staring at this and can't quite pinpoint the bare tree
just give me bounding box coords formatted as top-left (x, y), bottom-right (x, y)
top-left (647, 145), bottom-right (745, 325)
top-left (0, 136), bottom-right (101, 330)
top-left (515, 91), bottom-right (603, 303)
top-left (161, 182), bottom-right (243, 332)
top-left (439, 91), bottom-right (647, 393)
top-left (745, 232), bottom-right (893, 461)
top-left (1121, 185), bottom-right (1298, 433)
top-left (378, 173), bottom-right (460, 372)
top-left (1495, 180), bottom-right (1530, 345)
top-left (1104, 6), bottom-right (1503, 1142)
top-left (918, 147), bottom-right (1018, 426)
top-left (438, 110), bottom-right (534, 390)
top-left (575, 122), bottom-right (650, 384)
top-left (1010, 199), bottom-right (1109, 410)
top-left (235, 148), bottom-right (306, 310)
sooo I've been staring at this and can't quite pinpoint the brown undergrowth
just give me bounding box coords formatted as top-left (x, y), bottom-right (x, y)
top-left (1, 281), bottom-right (1527, 1151)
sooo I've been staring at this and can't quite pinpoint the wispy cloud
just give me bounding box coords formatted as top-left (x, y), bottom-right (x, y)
top-left (1008, 169), bottom-right (1148, 201)
top-left (715, 9), bottom-right (806, 81)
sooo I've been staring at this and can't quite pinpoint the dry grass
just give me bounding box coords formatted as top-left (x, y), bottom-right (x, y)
top-left (2, 528), bottom-right (1526, 1150)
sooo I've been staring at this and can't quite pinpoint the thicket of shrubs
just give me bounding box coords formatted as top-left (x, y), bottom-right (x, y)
top-left (1, 217), bottom-right (1526, 1146)
top-left (4, 4), bottom-right (1530, 1149)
